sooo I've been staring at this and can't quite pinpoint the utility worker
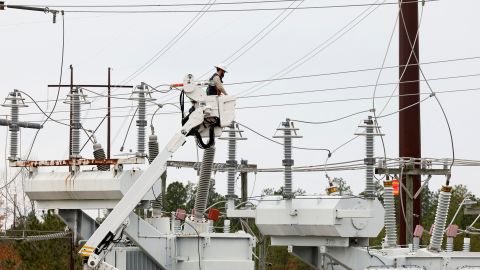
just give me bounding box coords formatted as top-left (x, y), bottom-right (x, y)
top-left (206, 64), bottom-right (228, 96)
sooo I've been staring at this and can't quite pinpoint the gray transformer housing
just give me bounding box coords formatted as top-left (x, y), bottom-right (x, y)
top-left (255, 196), bottom-right (385, 241)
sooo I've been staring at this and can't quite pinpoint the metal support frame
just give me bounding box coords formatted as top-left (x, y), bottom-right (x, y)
top-left (376, 164), bottom-right (450, 243)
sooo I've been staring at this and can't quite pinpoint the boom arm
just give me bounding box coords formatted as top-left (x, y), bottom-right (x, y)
top-left (79, 74), bottom-right (235, 268)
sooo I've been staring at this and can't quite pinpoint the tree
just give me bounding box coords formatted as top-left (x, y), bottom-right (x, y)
top-left (331, 177), bottom-right (352, 195)
top-left (10, 210), bottom-right (80, 269)
top-left (0, 199), bottom-right (4, 230)
top-left (0, 242), bottom-right (22, 270)
top-left (163, 181), bottom-right (188, 213)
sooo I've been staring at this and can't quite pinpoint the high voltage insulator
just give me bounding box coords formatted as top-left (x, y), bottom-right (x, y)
top-left (383, 179), bottom-right (397, 248)
top-left (463, 237), bottom-right (471, 252)
top-left (129, 83), bottom-right (155, 158)
top-left (273, 118), bottom-right (302, 199)
top-left (194, 146), bottom-right (215, 222)
top-left (429, 185), bottom-right (452, 251)
top-left (93, 143), bottom-right (109, 171)
top-left (219, 123), bottom-right (247, 199)
top-left (2, 90), bottom-right (28, 161)
top-left (64, 87), bottom-right (90, 159)
top-left (355, 116), bottom-right (384, 198)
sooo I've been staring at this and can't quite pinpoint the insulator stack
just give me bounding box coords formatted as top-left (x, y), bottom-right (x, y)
top-left (65, 88), bottom-right (89, 159)
top-left (412, 237), bottom-right (420, 252)
top-left (445, 224), bottom-right (459, 253)
top-left (223, 219), bottom-right (231, 233)
top-left (219, 123), bottom-right (247, 199)
top-left (463, 237), bottom-right (471, 252)
top-left (273, 119), bottom-right (302, 199)
top-left (383, 180), bottom-right (397, 247)
top-left (227, 127), bottom-right (236, 197)
top-left (129, 83), bottom-right (155, 158)
top-left (2, 90), bottom-right (27, 161)
top-left (207, 220), bottom-right (214, 233)
top-left (355, 116), bottom-right (383, 198)
top-left (92, 143), bottom-right (109, 171)
top-left (148, 134), bottom-right (159, 163)
top-left (429, 185), bottom-right (452, 251)
top-left (194, 146), bottom-right (216, 221)
top-left (365, 118), bottom-right (375, 197)
top-left (412, 225), bottom-right (424, 252)
top-left (446, 237), bottom-right (454, 252)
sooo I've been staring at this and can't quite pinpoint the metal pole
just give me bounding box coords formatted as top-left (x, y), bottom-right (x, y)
top-left (258, 234), bottom-right (266, 270)
top-left (241, 160), bottom-right (248, 203)
top-left (69, 65), bottom-right (73, 160)
top-left (107, 67), bottom-right (111, 159)
top-left (13, 193), bottom-right (16, 229)
top-left (399, 0), bottom-right (421, 245)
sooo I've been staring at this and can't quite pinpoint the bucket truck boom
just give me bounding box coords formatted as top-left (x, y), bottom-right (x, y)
top-left (79, 74), bottom-right (236, 268)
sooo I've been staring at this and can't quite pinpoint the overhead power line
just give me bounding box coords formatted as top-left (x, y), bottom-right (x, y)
top-left (54, 1), bottom-right (437, 13)
top-left (7, 85), bottom-right (480, 119)
top-left (227, 56), bottom-right (480, 86)
top-left (240, 0), bottom-right (386, 96)
top-left (18, 0), bottom-right (330, 8)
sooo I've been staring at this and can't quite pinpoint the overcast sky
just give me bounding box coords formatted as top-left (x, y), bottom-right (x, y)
top-left (1, 0), bottom-right (480, 216)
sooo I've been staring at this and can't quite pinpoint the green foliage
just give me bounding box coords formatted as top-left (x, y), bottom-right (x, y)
top-left (163, 181), bottom-right (188, 213)
top-left (7, 210), bottom-right (81, 269)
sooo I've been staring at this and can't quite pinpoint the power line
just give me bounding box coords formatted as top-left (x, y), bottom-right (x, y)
top-left (60, 1), bottom-right (436, 13)
top-left (199, 0), bottom-right (305, 79)
top-left (237, 73), bottom-right (480, 99)
top-left (7, 85), bottom-right (480, 120)
top-left (235, 122), bottom-right (331, 153)
top-left (290, 109), bottom-right (372, 125)
top-left (120, 0), bottom-right (217, 84)
top-left (227, 56), bottom-right (480, 87)
top-left (240, 0), bottom-right (386, 96)
top-left (21, 0), bottom-right (319, 8)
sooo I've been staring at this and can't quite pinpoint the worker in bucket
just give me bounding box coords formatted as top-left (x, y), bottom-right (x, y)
top-left (206, 64), bottom-right (228, 96)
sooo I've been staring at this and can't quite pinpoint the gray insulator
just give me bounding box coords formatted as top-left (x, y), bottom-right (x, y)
top-left (365, 122), bottom-right (375, 197)
top-left (148, 134), bottom-right (159, 164)
top-left (413, 237), bottom-right (420, 252)
top-left (284, 128), bottom-right (293, 198)
top-left (383, 185), bottom-right (397, 247)
top-left (224, 219), bottom-right (231, 233)
top-left (70, 92), bottom-right (81, 159)
top-left (446, 237), bottom-right (454, 252)
top-left (137, 91), bottom-right (146, 157)
top-left (93, 143), bottom-right (109, 171)
top-left (194, 146), bottom-right (215, 221)
top-left (207, 220), bottom-right (214, 233)
top-left (148, 134), bottom-right (163, 215)
top-left (9, 105), bottom-right (18, 161)
top-left (429, 189), bottom-right (452, 251)
top-left (227, 126), bottom-right (236, 197)
top-left (463, 237), bottom-right (471, 252)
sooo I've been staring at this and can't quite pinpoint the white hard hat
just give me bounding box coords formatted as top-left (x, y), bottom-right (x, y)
top-left (214, 63), bottom-right (228, 73)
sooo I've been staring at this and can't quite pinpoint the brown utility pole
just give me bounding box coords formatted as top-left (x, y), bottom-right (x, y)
top-left (399, 0), bottom-right (421, 245)
top-left (107, 68), bottom-right (111, 159)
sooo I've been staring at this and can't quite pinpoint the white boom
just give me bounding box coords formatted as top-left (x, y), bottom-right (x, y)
top-left (79, 74), bottom-right (236, 268)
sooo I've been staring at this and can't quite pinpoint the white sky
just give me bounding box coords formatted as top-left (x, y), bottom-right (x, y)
top-left (1, 0), bottom-right (480, 217)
